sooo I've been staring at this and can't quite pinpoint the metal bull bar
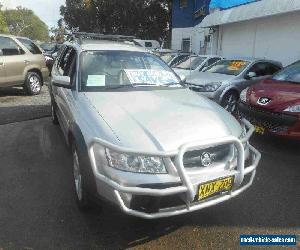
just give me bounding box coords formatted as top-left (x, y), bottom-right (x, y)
top-left (88, 119), bottom-right (261, 219)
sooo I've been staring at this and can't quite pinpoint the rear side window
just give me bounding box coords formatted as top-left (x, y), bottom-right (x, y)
top-left (17, 38), bottom-right (42, 54)
top-left (0, 36), bottom-right (24, 56)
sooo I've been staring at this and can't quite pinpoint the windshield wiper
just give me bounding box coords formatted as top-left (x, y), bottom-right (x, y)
top-left (104, 84), bottom-right (133, 90)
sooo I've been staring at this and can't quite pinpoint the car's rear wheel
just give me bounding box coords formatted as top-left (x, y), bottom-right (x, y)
top-left (24, 72), bottom-right (42, 95)
top-left (221, 91), bottom-right (239, 113)
top-left (72, 144), bottom-right (91, 211)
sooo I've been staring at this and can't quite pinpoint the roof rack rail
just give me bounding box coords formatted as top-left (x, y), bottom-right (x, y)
top-left (68, 32), bottom-right (136, 44)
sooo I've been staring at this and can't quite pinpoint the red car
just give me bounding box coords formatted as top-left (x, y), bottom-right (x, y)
top-left (238, 61), bottom-right (300, 140)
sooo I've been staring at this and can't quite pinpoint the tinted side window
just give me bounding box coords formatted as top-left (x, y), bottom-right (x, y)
top-left (248, 62), bottom-right (270, 77)
top-left (58, 47), bottom-right (72, 75)
top-left (268, 63), bottom-right (281, 75)
top-left (17, 38), bottom-right (42, 54)
top-left (0, 37), bottom-right (22, 56)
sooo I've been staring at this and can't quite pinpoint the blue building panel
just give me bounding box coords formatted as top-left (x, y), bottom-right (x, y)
top-left (209, 0), bottom-right (258, 10)
top-left (172, 0), bottom-right (260, 28)
top-left (172, 0), bottom-right (211, 28)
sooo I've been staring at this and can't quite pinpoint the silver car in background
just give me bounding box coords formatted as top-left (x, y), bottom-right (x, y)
top-left (185, 58), bottom-right (282, 113)
top-left (49, 33), bottom-right (261, 219)
top-left (173, 55), bottom-right (222, 78)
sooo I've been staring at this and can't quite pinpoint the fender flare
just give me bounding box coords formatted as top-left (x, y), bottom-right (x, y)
top-left (68, 123), bottom-right (98, 198)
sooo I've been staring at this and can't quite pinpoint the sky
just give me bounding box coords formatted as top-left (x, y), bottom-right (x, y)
top-left (0, 0), bottom-right (66, 28)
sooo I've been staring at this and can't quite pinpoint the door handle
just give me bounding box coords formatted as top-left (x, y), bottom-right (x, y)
top-left (24, 60), bottom-right (30, 64)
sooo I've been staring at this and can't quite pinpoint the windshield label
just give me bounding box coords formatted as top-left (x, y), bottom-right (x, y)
top-left (228, 61), bottom-right (247, 71)
top-left (124, 69), bottom-right (179, 85)
top-left (87, 75), bottom-right (106, 86)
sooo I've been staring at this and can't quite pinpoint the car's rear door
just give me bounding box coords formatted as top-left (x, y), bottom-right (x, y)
top-left (0, 36), bottom-right (27, 87)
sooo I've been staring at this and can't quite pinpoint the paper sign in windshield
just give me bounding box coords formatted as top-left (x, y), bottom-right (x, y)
top-left (124, 69), bottom-right (179, 85)
top-left (228, 61), bottom-right (247, 71)
top-left (87, 75), bottom-right (106, 86)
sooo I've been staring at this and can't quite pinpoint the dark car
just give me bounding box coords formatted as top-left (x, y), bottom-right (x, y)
top-left (238, 61), bottom-right (300, 140)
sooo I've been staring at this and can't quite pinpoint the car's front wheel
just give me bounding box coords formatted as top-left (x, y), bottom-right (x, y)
top-left (24, 72), bottom-right (42, 95)
top-left (72, 144), bottom-right (91, 211)
top-left (221, 91), bottom-right (239, 113)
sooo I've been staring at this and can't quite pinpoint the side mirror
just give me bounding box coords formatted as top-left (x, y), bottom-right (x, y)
top-left (52, 75), bottom-right (72, 89)
top-left (246, 72), bottom-right (257, 79)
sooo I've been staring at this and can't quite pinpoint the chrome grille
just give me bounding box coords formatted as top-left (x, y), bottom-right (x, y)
top-left (182, 144), bottom-right (233, 168)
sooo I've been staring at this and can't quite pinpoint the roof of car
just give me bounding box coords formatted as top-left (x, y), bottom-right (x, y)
top-left (69, 39), bottom-right (149, 53)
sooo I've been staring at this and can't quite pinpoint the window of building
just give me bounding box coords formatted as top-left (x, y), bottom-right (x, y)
top-left (145, 42), bottom-right (153, 48)
top-left (179, 0), bottom-right (188, 8)
top-left (181, 38), bottom-right (190, 53)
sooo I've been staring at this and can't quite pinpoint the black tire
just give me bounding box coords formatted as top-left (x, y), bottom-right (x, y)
top-left (221, 91), bottom-right (239, 114)
top-left (24, 71), bottom-right (42, 95)
top-left (71, 143), bottom-right (91, 211)
top-left (51, 99), bottom-right (59, 125)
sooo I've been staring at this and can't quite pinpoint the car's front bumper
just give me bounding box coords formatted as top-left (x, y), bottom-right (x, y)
top-left (88, 119), bottom-right (261, 219)
top-left (238, 102), bottom-right (300, 140)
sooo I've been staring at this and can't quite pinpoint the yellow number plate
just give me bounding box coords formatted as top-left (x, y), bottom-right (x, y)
top-left (255, 125), bottom-right (265, 135)
top-left (198, 176), bottom-right (234, 201)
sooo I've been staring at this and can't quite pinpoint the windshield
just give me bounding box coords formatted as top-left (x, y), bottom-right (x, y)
top-left (272, 61), bottom-right (300, 84)
top-left (174, 56), bottom-right (206, 70)
top-left (81, 51), bottom-right (181, 91)
top-left (161, 54), bottom-right (176, 63)
top-left (204, 60), bottom-right (250, 76)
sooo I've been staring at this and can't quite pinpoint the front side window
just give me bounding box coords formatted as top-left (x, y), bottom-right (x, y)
top-left (0, 37), bottom-right (23, 56)
top-left (272, 61), bottom-right (300, 84)
top-left (174, 56), bottom-right (206, 70)
top-left (17, 38), bottom-right (42, 54)
top-left (80, 51), bottom-right (181, 91)
top-left (204, 60), bottom-right (250, 76)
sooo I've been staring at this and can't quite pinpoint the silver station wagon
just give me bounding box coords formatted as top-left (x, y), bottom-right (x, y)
top-left (49, 33), bottom-right (261, 219)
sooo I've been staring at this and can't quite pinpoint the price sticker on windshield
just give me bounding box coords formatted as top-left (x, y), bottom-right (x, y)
top-left (124, 69), bottom-right (179, 85)
top-left (228, 61), bottom-right (247, 71)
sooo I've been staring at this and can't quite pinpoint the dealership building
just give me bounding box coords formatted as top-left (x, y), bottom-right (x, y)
top-left (172, 0), bottom-right (300, 66)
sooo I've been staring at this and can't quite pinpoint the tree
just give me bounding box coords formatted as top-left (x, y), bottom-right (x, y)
top-left (3, 7), bottom-right (49, 41)
top-left (0, 4), bottom-right (9, 33)
top-left (50, 18), bottom-right (66, 43)
top-left (60, 0), bottom-right (172, 43)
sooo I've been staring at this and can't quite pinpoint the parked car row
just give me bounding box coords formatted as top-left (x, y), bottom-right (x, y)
top-left (166, 51), bottom-right (299, 140)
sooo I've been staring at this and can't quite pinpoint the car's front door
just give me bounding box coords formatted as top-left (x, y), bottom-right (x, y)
top-left (0, 36), bottom-right (27, 87)
top-left (53, 47), bottom-right (77, 137)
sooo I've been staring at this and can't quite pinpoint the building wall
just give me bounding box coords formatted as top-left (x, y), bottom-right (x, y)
top-left (217, 12), bottom-right (300, 66)
top-left (171, 26), bottom-right (209, 54)
top-left (171, 0), bottom-right (211, 53)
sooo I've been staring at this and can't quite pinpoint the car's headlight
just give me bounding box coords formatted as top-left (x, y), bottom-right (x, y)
top-left (105, 148), bottom-right (167, 174)
top-left (284, 105), bottom-right (300, 113)
top-left (203, 82), bottom-right (221, 92)
top-left (240, 87), bottom-right (249, 103)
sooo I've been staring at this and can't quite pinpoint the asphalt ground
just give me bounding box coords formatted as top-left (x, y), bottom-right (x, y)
top-left (0, 88), bottom-right (299, 249)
